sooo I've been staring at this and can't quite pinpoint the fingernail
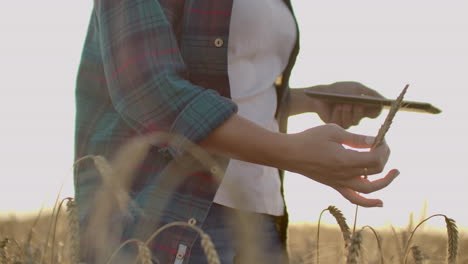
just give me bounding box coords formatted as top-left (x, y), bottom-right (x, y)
top-left (376, 202), bottom-right (383, 207)
top-left (365, 136), bottom-right (375, 145)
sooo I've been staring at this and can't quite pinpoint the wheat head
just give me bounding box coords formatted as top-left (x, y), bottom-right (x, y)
top-left (444, 217), bottom-right (458, 264)
top-left (411, 245), bottom-right (424, 264)
top-left (66, 198), bottom-right (80, 264)
top-left (346, 230), bottom-right (363, 264)
top-left (137, 241), bottom-right (152, 264)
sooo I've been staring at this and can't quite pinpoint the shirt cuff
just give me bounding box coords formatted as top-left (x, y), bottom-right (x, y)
top-left (168, 89), bottom-right (237, 156)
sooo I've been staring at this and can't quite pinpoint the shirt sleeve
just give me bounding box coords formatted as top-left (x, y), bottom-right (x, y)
top-left (94, 0), bottom-right (237, 154)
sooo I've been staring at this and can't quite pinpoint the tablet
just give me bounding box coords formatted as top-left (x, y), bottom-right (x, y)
top-left (304, 90), bottom-right (441, 114)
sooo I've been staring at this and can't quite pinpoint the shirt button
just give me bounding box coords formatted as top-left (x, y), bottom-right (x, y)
top-left (214, 38), bottom-right (224, 48)
top-left (210, 166), bottom-right (219, 175)
top-left (176, 253), bottom-right (184, 259)
top-left (188, 217), bottom-right (197, 226)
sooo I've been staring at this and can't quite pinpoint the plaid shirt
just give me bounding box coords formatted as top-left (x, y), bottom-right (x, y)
top-left (74, 0), bottom-right (299, 263)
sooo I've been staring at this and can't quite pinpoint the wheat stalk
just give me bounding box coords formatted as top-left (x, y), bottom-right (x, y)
top-left (411, 245), bottom-right (424, 264)
top-left (40, 192), bottom-right (62, 264)
top-left (403, 214), bottom-right (459, 264)
top-left (390, 225), bottom-right (404, 263)
top-left (361, 225), bottom-right (384, 264)
top-left (49, 197), bottom-right (72, 264)
top-left (351, 85), bottom-right (409, 247)
top-left (346, 230), bottom-right (363, 264)
top-left (105, 222), bottom-right (220, 264)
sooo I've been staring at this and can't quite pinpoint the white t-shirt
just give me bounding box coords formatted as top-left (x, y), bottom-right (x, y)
top-left (213, 0), bottom-right (297, 216)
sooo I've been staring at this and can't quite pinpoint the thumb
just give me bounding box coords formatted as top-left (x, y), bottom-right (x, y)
top-left (336, 130), bottom-right (375, 149)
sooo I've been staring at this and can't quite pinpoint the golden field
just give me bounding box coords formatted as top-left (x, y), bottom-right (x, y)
top-left (0, 207), bottom-right (466, 264)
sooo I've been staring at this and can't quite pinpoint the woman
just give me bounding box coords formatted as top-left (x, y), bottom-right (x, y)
top-left (74, 0), bottom-right (399, 263)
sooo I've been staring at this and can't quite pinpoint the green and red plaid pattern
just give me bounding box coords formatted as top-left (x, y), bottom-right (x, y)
top-left (74, 0), bottom-right (299, 262)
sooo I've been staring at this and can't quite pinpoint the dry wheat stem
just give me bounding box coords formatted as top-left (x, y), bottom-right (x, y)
top-left (26, 205), bottom-right (45, 248)
top-left (74, 132), bottom-right (224, 264)
top-left (403, 214), bottom-right (458, 264)
top-left (361, 225), bottom-right (384, 264)
top-left (144, 222), bottom-right (220, 264)
top-left (316, 208), bottom-right (327, 264)
top-left (390, 225), bottom-right (404, 263)
top-left (106, 239), bottom-right (142, 264)
top-left (50, 197), bottom-right (73, 264)
top-left (40, 193), bottom-right (62, 264)
top-left (106, 222), bottom-right (220, 264)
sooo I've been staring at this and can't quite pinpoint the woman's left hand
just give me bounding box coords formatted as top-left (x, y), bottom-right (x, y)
top-left (289, 82), bottom-right (384, 129)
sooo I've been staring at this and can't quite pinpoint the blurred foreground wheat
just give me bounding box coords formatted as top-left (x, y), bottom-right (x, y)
top-left (1, 210), bottom-right (466, 263)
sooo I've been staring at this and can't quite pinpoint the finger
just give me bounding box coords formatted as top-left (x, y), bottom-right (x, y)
top-left (316, 101), bottom-right (333, 123)
top-left (334, 186), bottom-right (383, 207)
top-left (352, 105), bottom-right (365, 126)
top-left (330, 104), bottom-right (343, 126)
top-left (337, 169), bottom-right (400, 194)
top-left (332, 128), bottom-right (375, 149)
top-left (341, 104), bottom-right (353, 129)
top-left (340, 145), bottom-right (390, 175)
top-left (364, 105), bottom-right (382, 119)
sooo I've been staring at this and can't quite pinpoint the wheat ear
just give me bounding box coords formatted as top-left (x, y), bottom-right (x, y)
top-left (351, 85), bottom-right (409, 247)
top-left (411, 245), bottom-right (424, 264)
top-left (0, 238), bottom-right (9, 264)
top-left (445, 217), bottom-right (458, 264)
top-left (144, 222), bottom-right (220, 264)
top-left (136, 241), bottom-right (152, 264)
top-left (106, 222), bottom-right (220, 264)
top-left (66, 198), bottom-right (80, 264)
top-left (403, 214), bottom-right (458, 264)
top-left (372, 84), bottom-right (409, 149)
top-left (346, 230), bottom-right (363, 264)
top-left (200, 233), bottom-right (221, 264)
top-left (316, 206), bottom-right (351, 264)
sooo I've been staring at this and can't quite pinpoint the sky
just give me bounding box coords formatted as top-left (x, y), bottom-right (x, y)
top-left (0, 1), bottom-right (467, 229)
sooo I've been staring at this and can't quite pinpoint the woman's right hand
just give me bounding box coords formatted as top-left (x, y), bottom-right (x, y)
top-left (281, 124), bottom-right (399, 207)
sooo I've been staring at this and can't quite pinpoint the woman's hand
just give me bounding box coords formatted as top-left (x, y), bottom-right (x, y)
top-left (280, 123), bottom-right (399, 207)
top-left (201, 115), bottom-right (398, 207)
top-left (290, 82), bottom-right (384, 129)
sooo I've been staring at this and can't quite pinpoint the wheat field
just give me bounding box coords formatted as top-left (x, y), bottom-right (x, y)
top-left (0, 206), bottom-right (466, 264)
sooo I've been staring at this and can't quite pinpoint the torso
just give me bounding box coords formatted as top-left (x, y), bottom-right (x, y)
top-left (213, 0), bottom-right (297, 216)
